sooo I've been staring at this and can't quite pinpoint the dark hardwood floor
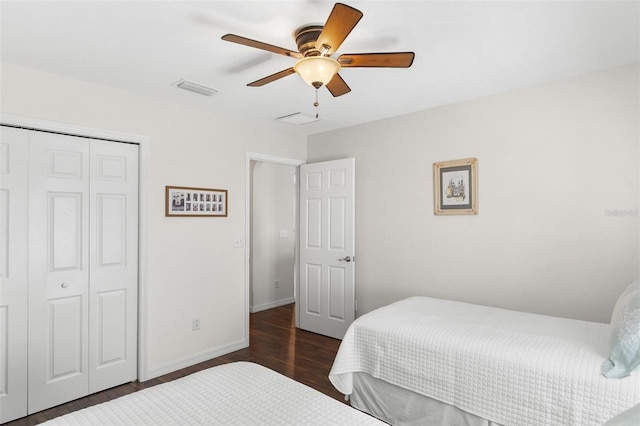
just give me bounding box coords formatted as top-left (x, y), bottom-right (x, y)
top-left (6, 303), bottom-right (345, 425)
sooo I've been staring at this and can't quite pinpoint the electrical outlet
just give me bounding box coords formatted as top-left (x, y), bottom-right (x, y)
top-left (192, 318), bottom-right (200, 331)
top-left (233, 236), bottom-right (245, 248)
top-left (275, 280), bottom-right (279, 288)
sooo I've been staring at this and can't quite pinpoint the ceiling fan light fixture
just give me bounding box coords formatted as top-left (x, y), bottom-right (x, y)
top-left (222, 3), bottom-right (413, 98)
top-left (294, 56), bottom-right (340, 88)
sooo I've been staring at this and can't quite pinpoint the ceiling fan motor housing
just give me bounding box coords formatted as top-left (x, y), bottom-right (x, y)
top-left (295, 25), bottom-right (324, 57)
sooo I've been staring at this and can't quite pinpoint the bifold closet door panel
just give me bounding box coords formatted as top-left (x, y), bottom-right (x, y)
top-left (28, 131), bottom-right (90, 414)
top-left (89, 140), bottom-right (138, 393)
top-left (0, 126), bottom-right (30, 423)
top-left (7, 127), bottom-right (139, 416)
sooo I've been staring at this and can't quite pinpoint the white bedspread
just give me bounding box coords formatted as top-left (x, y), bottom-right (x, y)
top-left (329, 296), bottom-right (640, 426)
top-left (44, 362), bottom-right (384, 425)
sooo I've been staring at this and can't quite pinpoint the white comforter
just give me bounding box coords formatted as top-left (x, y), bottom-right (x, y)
top-left (329, 297), bottom-right (640, 426)
top-left (45, 362), bottom-right (384, 425)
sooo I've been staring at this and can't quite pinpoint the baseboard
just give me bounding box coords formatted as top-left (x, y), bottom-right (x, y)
top-left (143, 338), bottom-right (247, 381)
top-left (250, 297), bottom-right (295, 313)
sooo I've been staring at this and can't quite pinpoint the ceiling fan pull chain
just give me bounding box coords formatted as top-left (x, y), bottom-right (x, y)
top-left (314, 88), bottom-right (320, 118)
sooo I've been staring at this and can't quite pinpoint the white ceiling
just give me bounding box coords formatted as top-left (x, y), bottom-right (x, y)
top-left (1, 1), bottom-right (638, 136)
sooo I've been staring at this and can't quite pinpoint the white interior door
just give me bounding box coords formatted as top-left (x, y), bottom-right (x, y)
top-left (299, 158), bottom-right (355, 340)
top-left (0, 127), bottom-right (30, 423)
top-left (89, 140), bottom-right (138, 393)
top-left (28, 131), bottom-right (90, 413)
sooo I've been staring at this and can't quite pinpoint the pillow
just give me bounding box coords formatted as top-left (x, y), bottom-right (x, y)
top-left (602, 280), bottom-right (640, 378)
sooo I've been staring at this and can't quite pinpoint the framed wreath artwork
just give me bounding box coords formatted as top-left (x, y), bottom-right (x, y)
top-left (433, 158), bottom-right (477, 215)
top-left (165, 186), bottom-right (228, 217)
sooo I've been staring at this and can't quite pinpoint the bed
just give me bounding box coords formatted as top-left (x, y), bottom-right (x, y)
top-left (329, 295), bottom-right (640, 426)
top-left (43, 362), bottom-right (385, 425)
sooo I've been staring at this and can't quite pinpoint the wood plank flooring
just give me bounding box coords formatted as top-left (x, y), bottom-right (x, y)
top-left (6, 303), bottom-right (345, 425)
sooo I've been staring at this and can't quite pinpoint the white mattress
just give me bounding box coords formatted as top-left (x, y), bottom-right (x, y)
top-left (44, 362), bottom-right (384, 425)
top-left (329, 296), bottom-right (640, 426)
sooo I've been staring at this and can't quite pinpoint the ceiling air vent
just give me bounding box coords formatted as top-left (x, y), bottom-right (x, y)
top-left (275, 112), bottom-right (319, 125)
top-left (174, 79), bottom-right (220, 96)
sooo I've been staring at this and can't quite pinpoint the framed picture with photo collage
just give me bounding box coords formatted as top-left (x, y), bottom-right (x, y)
top-left (165, 185), bottom-right (228, 217)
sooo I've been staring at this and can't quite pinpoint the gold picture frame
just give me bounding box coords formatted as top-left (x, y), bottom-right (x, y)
top-left (433, 158), bottom-right (478, 215)
top-left (165, 186), bottom-right (228, 217)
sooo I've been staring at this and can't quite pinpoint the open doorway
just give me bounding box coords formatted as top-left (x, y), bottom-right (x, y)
top-left (244, 153), bottom-right (355, 342)
top-left (249, 160), bottom-right (297, 313)
top-left (244, 152), bottom-right (304, 346)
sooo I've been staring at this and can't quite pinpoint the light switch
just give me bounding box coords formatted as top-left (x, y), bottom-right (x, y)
top-left (279, 230), bottom-right (288, 238)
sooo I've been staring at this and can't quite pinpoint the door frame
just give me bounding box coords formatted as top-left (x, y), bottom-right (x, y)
top-left (0, 113), bottom-right (151, 381)
top-left (244, 152), bottom-right (305, 344)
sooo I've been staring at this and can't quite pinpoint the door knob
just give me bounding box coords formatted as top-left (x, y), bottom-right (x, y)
top-left (61, 282), bottom-right (69, 288)
top-left (338, 256), bottom-right (351, 262)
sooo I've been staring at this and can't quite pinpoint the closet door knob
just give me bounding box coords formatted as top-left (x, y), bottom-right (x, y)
top-left (61, 282), bottom-right (69, 288)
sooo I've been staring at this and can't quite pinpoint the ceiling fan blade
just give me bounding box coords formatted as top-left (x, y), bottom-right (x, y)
top-left (338, 52), bottom-right (415, 68)
top-left (222, 34), bottom-right (302, 59)
top-left (315, 3), bottom-right (363, 55)
top-left (247, 67), bottom-right (296, 87)
top-left (325, 73), bottom-right (351, 97)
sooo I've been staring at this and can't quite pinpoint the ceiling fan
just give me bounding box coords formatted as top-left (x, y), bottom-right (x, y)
top-left (221, 2), bottom-right (415, 98)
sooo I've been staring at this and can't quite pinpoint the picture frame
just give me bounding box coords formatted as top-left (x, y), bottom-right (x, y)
top-left (165, 186), bottom-right (228, 217)
top-left (433, 158), bottom-right (478, 215)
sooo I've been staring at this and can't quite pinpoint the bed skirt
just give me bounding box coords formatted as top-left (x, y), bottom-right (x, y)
top-left (350, 371), bottom-right (505, 426)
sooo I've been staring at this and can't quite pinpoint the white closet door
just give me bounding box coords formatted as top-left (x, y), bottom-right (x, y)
top-left (28, 131), bottom-right (90, 413)
top-left (89, 140), bottom-right (138, 393)
top-left (0, 127), bottom-right (29, 423)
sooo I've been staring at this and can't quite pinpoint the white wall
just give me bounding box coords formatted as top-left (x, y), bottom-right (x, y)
top-left (0, 62), bottom-right (306, 378)
top-left (308, 64), bottom-right (639, 324)
top-left (4, 60), bottom-right (637, 382)
top-left (250, 161), bottom-right (296, 312)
